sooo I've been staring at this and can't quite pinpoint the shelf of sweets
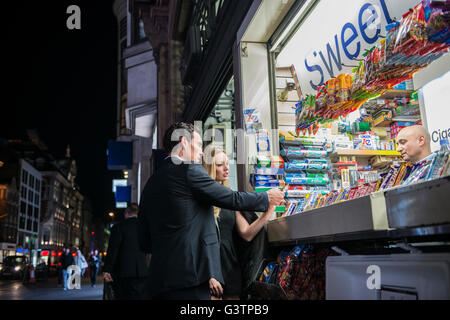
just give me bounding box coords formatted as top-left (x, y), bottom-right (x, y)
top-left (253, 186), bottom-right (286, 213)
top-left (331, 150), bottom-right (401, 158)
top-left (266, 177), bottom-right (450, 245)
top-left (374, 89), bottom-right (414, 100)
top-left (392, 116), bottom-right (421, 122)
top-left (279, 132), bottom-right (331, 219)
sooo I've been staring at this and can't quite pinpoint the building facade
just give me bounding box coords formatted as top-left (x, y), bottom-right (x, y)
top-left (17, 159), bottom-right (42, 263)
top-left (129, 0), bottom-right (255, 190)
top-left (0, 176), bottom-right (19, 262)
top-left (0, 133), bottom-right (93, 263)
top-left (110, 0), bottom-right (158, 206)
top-left (40, 167), bottom-right (84, 253)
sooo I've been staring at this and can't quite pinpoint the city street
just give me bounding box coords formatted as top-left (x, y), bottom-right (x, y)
top-left (0, 275), bottom-right (103, 300)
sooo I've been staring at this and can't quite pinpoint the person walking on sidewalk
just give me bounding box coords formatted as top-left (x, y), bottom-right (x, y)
top-left (138, 122), bottom-right (285, 300)
top-left (103, 203), bottom-right (148, 299)
top-left (74, 249), bottom-right (88, 278)
top-left (60, 248), bottom-right (74, 291)
top-left (88, 250), bottom-right (101, 287)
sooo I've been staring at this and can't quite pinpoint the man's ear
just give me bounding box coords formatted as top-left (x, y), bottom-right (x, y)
top-left (179, 136), bottom-right (187, 149)
top-left (418, 135), bottom-right (425, 146)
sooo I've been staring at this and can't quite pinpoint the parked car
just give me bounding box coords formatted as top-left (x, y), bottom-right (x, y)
top-left (35, 260), bottom-right (49, 281)
top-left (0, 256), bottom-right (30, 280)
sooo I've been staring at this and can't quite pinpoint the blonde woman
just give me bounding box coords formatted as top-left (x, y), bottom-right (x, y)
top-left (203, 146), bottom-right (276, 300)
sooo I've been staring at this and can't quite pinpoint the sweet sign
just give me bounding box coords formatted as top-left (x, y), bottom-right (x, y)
top-left (277, 0), bottom-right (421, 95)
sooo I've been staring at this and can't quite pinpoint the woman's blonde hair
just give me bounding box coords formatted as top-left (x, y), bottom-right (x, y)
top-left (202, 145), bottom-right (229, 219)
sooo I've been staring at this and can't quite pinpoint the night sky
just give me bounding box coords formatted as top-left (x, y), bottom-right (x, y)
top-left (2, 1), bottom-right (119, 221)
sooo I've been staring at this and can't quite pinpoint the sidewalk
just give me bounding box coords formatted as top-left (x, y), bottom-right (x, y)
top-left (0, 275), bottom-right (104, 300)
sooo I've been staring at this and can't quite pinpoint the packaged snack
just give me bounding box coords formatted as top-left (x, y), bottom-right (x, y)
top-left (270, 155), bottom-right (284, 168)
top-left (253, 175), bottom-right (282, 187)
top-left (243, 109), bottom-right (261, 134)
top-left (256, 130), bottom-right (271, 153)
top-left (256, 155), bottom-right (271, 167)
top-left (259, 261), bottom-right (277, 283)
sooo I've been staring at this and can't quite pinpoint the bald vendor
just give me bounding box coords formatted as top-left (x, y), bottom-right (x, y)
top-left (396, 125), bottom-right (436, 185)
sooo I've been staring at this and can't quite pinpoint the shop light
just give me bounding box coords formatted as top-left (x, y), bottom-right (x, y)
top-left (41, 251), bottom-right (49, 257)
top-left (270, 0), bottom-right (314, 52)
top-left (57, 251), bottom-right (62, 256)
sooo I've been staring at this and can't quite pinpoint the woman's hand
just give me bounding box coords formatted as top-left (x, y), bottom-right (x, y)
top-left (103, 272), bottom-right (113, 282)
top-left (209, 278), bottom-right (223, 298)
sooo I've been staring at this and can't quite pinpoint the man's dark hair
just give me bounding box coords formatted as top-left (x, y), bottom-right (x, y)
top-left (163, 122), bottom-right (198, 154)
top-left (125, 203), bottom-right (139, 216)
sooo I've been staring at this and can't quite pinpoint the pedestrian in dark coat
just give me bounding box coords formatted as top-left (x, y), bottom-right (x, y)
top-left (60, 248), bottom-right (74, 291)
top-left (88, 250), bottom-right (101, 287)
top-left (103, 203), bottom-right (148, 299)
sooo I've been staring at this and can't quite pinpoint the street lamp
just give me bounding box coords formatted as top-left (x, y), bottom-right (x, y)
top-left (108, 212), bottom-right (114, 218)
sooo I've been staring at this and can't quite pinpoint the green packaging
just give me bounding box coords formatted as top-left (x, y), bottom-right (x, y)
top-left (256, 155), bottom-right (271, 168)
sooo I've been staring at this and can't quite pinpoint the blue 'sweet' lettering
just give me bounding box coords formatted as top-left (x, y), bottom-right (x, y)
top-left (359, 3), bottom-right (380, 44)
top-left (319, 34), bottom-right (343, 78)
top-left (304, 0), bottom-right (393, 92)
top-left (342, 22), bottom-right (361, 60)
top-left (305, 51), bottom-right (324, 91)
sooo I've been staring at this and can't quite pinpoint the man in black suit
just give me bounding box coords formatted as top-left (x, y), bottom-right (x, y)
top-left (103, 203), bottom-right (148, 299)
top-left (138, 122), bottom-right (285, 300)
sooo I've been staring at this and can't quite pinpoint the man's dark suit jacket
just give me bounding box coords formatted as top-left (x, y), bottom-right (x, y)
top-left (103, 217), bottom-right (148, 279)
top-left (138, 158), bottom-right (269, 298)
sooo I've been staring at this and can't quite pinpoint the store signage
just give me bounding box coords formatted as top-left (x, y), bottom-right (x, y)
top-left (107, 141), bottom-right (133, 170)
top-left (420, 71), bottom-right (450, 152)
top-left (115, 186), bottom-right (131, 202)
top-left (116, 202), bottom-right (127, 209)
top-left (278, 0), bottom-right (420, 95)
top-left (112, 179), bottom-right (128, 193)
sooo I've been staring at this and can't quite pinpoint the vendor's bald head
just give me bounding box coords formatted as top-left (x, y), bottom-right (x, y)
top-left (396, 125), bottom-right (431, 163)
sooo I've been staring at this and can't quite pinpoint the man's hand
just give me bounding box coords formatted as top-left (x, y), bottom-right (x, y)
top-left (209, 278), bottom-right (223, 298)
top-left (103, 272), bottom-right (113, 282)
top-left (267, 188), bottom-right (285, 207)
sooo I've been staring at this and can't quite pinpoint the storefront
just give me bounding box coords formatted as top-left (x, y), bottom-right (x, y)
top-left (234, 0), bottom-right (450, 299)
top-left (0, 243), bottom-right (16, 263)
